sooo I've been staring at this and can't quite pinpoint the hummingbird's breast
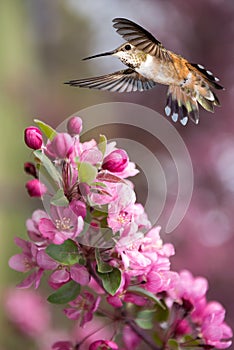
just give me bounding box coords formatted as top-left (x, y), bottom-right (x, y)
top-left (136, 55), bottom-right (179, 85)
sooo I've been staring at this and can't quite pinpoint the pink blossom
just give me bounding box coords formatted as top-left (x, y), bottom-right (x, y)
top-left (38, 205), bottom-right (84, 244)
top-left (4, 288), bottom-right (51, 337)
top-left (49, 269), bottom-right (70, 289)
top-left (26, 209), bottom-right (49, 243)
top-left (142, 269), bottom-right (179, 294)
top-left (131, 203), bottom-right (151, 231)
top-left (8, 237), bottom-right (44, 288)
top-left (74, 139), bottom-right (98, 158)
top-left (167, 271), bottom-right (232, 348)
top-left (24, 126), bottom-right (43, 150)
top-left (9, 117), bottom-right (234, 350)
top-left (116, 226), bottom-right (175, 278)
top-left (201, 302), bottom-right (233, 349)
top-left (107, 183), bottom-right (136, 232)
top-left (26, 179), bottom-right (47, 197)
top-left (79, 148), bottom-right (103, 165)
top-left (48, 264), bottom-right (90, 290)
top-left (64, 291), bottom-right (100, 327)
top-left (168, 270), bottom-right (208, 303)
top-left (8, 237), bottom-right (57, 288)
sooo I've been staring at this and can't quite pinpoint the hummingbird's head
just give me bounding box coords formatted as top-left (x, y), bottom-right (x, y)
top-left (113, 43), bottom-right (147, 68)
top-left (83, 43), bottom-right (146, 69)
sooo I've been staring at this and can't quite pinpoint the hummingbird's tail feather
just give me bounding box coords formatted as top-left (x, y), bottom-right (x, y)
top-left (165, 81), bottom-right (222, 125)
top-left (165, 85), bottom-right (199, 125)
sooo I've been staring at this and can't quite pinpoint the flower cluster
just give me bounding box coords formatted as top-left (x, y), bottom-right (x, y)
top-left (9, 116), bottom-right (232, 350)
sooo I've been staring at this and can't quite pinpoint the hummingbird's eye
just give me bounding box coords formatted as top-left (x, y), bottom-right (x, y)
top-left (124, 44), bottom-right (131, 51)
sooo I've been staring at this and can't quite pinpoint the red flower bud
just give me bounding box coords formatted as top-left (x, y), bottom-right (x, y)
top-left (24, 127), bottom-right (43, 150)
top-left (102, 149), bottom-right (129, 173)
top-left (24, 162), bottom-right (37, 178)
top-left (67, 116), bottom-right (83, 136)
top-left (50, 133), bottom-right (73, 159)
top-left (25, 179), bottom-right (47, 197)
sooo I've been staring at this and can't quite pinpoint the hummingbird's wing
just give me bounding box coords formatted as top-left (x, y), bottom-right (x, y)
top-left (112, 18), bottom-right (172, 61)
top-left (64, 68), bottom-right (157, 92)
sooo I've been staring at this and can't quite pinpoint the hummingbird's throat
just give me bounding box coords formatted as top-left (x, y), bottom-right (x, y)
top-left (117, 51), bottom-right (147, 69)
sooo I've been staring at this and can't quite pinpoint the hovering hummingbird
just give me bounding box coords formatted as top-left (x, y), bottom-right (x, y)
top-left (65, 18), bottom-right (224, 126)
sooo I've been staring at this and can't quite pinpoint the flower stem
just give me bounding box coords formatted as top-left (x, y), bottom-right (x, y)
top-left (126, 319), bottom-right (161, 350)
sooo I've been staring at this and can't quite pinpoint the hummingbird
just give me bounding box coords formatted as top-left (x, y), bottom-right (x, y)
top-left (65, 18), bottom-right (224, 126)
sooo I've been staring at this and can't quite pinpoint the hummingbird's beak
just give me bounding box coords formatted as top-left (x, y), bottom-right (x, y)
top-left (82, 49), bottom-right (117, 61)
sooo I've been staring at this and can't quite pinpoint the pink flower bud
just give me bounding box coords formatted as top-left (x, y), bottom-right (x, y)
top-left (24, 162), bottom-right (37, 178)
top-left (70, 200), bottom-right (87, 218)
top-left (26, 179), bottom-right (47, 197)
top-left (50, 133), bottom-right (73, 158)
top-left (24, 126), bottom-right (43, 150)
top-left (67, 116), bottom-right (83, 135)
top-left (102, 149), bottom-right (129, 173)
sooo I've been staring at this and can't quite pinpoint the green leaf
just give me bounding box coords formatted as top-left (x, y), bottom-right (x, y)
top-left (47, 280), bottom-right (81, 304)
top-left (127, 286), bottom-right (165, 310)
top-left (34, 119), bottom-right (57, 140)
top-left (91, 207), bottom-right (108, 218)
top-left (153, 299), bottom-right (169, 323)
top-left (51, 189), bottom-right (69, 207)
top-left (97, 267), bottom-right (121, 296)
top-left (78, 162), bottom-right (98, 185)
top-left (98, 134), bottom-right (107, 156)
top-left (95, 248), bottom-right (113, 273)
top-left (167, 339), bottom-right (179, 350)
top-left (34, 150), bottom-right (62, 185)
top-left (46, 239), bottom-right (80, 265)
top-left (135, 309), bottom-right (155, 329)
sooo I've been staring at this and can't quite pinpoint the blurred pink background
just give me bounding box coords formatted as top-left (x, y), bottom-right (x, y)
top-left (1, 1), bottom-right (233, 349)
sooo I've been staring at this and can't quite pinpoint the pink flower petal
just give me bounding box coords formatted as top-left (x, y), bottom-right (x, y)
top-left (70, 265), bottom-right (90, 285)
top-left (8, 254), bottom-right (31, 272)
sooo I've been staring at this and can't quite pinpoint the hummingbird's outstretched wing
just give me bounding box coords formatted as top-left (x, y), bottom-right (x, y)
top-left (113, 18), bottom-right (172, 61)
top-left (64, 68), bottom-right (157, 92)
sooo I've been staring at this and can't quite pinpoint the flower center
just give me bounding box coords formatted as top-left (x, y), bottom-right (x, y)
top-left (55, 217), bottom-right (74, 231)
top-left (118, 211), bottom-right (130, 224)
